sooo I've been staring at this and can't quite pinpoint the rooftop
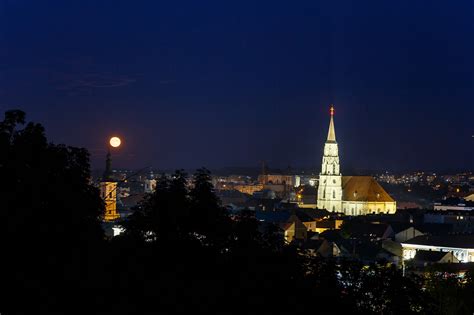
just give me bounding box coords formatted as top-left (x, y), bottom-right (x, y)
top-left (403, 234), bottom-right (474, 249)
top-left (342, 176), bottom-right (395, 203)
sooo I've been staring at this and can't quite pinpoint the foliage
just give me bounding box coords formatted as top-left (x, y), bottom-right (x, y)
top-left (0, 110), bottom-right (104, 313)
top-left (2, 110), bottom-right (474, 314)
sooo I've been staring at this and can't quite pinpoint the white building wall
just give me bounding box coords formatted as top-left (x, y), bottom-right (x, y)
top-left (144, 179), bottom-right (157, 193)
top-left (342, 201), bottom-right (397, 215)
top-left (317, 142), bottom-right (343, 212)
top-left (401, 243), bottom-right (474, 263)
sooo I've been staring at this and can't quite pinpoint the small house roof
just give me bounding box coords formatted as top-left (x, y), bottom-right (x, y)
top-left (403, 234), bottom-right (474, 249)
top-left (414, 250), bottom-right (450, 263)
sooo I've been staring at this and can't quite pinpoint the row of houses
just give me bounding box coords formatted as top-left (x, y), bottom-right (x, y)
top-left (254, 207), bottom-right (474, 269)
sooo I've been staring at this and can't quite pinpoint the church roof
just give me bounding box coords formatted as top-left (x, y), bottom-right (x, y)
top-left (342, 176), bottom-right (395, 202)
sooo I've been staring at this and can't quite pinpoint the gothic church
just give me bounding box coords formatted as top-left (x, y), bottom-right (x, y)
top-left (317, 106), bottom-right (396, 215)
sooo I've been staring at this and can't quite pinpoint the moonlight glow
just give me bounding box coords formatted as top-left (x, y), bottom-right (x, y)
top-left (109, 137), bottom-right (121, 148)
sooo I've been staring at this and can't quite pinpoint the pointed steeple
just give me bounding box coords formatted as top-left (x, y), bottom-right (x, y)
top-left (103, 150), bottom-right (113, 181)
top-left (318, 104), bottom-right (342, 213)
top-left (327, 105), bottom-right (336, 142)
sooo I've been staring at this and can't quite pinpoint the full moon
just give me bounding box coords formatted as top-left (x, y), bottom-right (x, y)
top-left (109, 137), bottom-right (121, 148)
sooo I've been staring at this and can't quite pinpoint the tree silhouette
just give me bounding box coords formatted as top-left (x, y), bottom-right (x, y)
top-left (0, 110), bottom-right (104, 313)
top-left (123, 170), bottom-right (189, 242)
top-left (189, 167), bottom-right (231, 249)
top-left (2, 109), bottom-right (473, 314)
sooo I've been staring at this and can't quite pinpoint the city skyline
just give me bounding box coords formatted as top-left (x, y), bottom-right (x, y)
top-left (1, 1), bottom-right (473, 171)
top-left (2, 2), bottom-right (474, 313)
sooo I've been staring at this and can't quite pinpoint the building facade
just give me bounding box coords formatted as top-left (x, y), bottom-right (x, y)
top-left (401, 235), bottom-right (474, 263)
top-left (100, 181), bottom-right (120, 221)
top-left (101, 151), bottom-right (120, 221)
top-left (144, 179), bottom-right (157, 193)
top-left (258, 174), bottom-right (301, 187)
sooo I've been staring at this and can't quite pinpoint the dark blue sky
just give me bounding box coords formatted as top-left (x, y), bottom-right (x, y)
top-left (1, 0), bottom-right (473, 172)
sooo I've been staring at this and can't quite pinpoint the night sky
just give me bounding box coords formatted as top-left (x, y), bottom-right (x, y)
top-left (1, 0), bottom-right (473, 172)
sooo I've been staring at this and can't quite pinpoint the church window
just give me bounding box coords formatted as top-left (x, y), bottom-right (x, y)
top-left (333, 190), bottom-right (335, 199)
top-left (333, 164), bottom-right (336, 174)
top-left (323, 189), bottom-right (326, 199)
top-left (333, 179), bottom-right (336, 184)
top-left (332, 206), bottom-right (335, 212)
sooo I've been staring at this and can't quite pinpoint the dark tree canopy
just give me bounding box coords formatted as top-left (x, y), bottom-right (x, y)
top-left (0, 110), bottom-right (104, 246)
top-left (1, 110), bottom-right (473, 315)
top-left (0, 110), bottom-right (104, 313)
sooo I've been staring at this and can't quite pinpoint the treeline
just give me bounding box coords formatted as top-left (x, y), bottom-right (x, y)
top-left (1, 110), bottom-right (473, 314)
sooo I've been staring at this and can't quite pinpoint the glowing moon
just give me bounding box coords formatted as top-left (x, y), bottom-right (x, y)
top-left (109, 137), bottom-right (121, 148)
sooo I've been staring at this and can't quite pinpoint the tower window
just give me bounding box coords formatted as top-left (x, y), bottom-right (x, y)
top-left (333, 190), bottom-right (336, 199)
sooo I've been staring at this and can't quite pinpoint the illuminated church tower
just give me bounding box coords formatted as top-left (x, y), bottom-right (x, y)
top-left (100, 151), bottom-right (120, 221)
top-left (317, 106), bottom-right (343, 212)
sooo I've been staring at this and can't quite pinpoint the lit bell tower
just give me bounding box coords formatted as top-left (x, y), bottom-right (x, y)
top-left (317, 105), bottom-right (343, 212)
top-left (100, 137), bottom-right (121, 221)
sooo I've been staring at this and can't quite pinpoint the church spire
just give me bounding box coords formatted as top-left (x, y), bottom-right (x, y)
top-left (327, 105), bottom-right (336, 142)
top-left (103, 149), bottom-right (112, 181)
top-left (318, 104), bottom-right (342, 212)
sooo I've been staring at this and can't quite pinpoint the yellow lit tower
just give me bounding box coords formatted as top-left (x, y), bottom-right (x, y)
top-left (317, 106), bottom-right (343, 212)
top-left (100, 137), bottom-right (121, 221)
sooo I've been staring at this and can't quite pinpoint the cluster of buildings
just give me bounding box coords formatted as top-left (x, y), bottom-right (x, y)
top-left (98, 106), bottom-right (474, 273)
top-left (376, 172), bottom-right (438, 185)
top-left (376, 171), bottom-right (474, 187)
top-left (238, 203), bottom-right (474, 275)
